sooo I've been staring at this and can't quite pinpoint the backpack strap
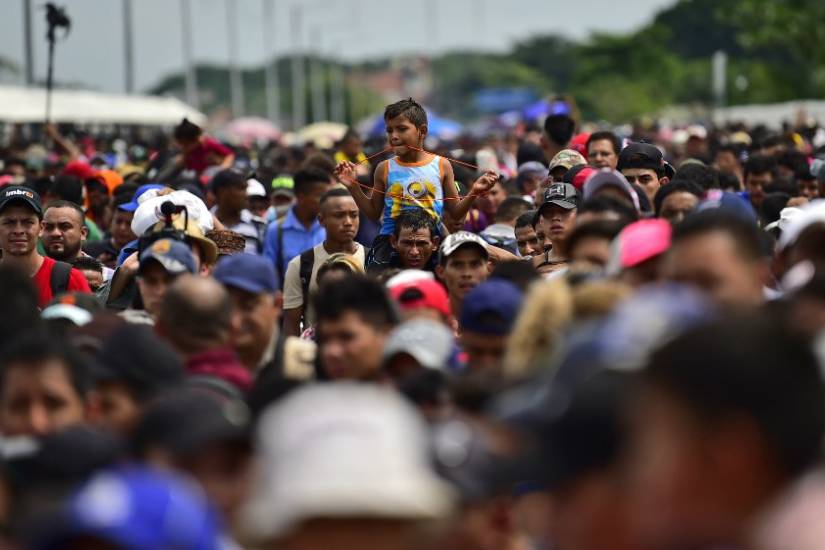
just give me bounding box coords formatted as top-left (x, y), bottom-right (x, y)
top-left (49, 260), bottom-right (72, 297)
top-left (299, 248), bottom-right (315, 314)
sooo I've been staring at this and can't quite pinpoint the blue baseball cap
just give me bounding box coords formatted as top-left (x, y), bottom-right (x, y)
top-left (460, 279), bottom-right (523, 336)
top-left (139, 238), bottom-right (197, 275)
top-left (118, 183), bottom-right (165, 212)
top-left (697, 190), bottom-right (758, 223)
top-left (32, 465), bottom-right (225, 550)
top-left (213, 253), bottom-right (278, 294)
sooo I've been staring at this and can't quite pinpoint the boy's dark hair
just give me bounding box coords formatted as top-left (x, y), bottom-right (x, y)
top-left (71, 255), bottom-right (103, 274)
top-left (586, 131), bottom-right (621, 155)
top-left (644, 315), bottom-right (825, 477)
top-left (44, 199), bottom-right (85, 222)
top-left (319, 187), bottom-right (354, 209)
top-left (543, 114), bottom-right (576, 147)
top-left (173, 118), bottom-right (202, 142)
top-left (566, 220), bottom-right (627, 259)
top-left (51, 176), bottom-right (84, 204)
top-left (489, 261), bottom-right (538, 292)
top-left (384, 98), bottom-right (428, 128)
top-left (778, 149), bottom-right (808, 174)
top-left (313, 275), bottom-right (399, 330)
top-left (301, 152), bottom-right (336, 174)
top-left (674, 163), bottom-right (719, 191)
top-left (764, 176), bottom-right (798, 197)
top-left (393, 207), bottom-right (438, 239)
top-left (761, 192), bottom-right (791, 226)
top-left (653, 180), bottom-right (704, 217)
top-left (578, 196), bottom-right (640, 225)
top-left (339, 128), bottom-right (360, 144)
top-left (516, 209), bottom-right (538, 230)
top-left (496, 197), bottom-right (531, 223)
top-left (293, 168), bottom-right (331, 196)
top-left (0, 331), bottom-right (92, 397)
top-left (716, 143), bottom-right (744, 159)
top-left (718, 171), bottom-right (742, 192)
top-left (673, 210), bottom-right (763, 262)
top-left (744, 154), bottom-right (777, 181)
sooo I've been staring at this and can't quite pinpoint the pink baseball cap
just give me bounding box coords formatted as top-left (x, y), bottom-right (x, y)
top-left (389, 278), bottom-right (451, 318)
top-left (610, 219), bottom-right (672, 270)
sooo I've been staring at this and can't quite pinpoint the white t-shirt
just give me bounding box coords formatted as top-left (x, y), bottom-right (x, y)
top-left (282, 242), bottom-right (366, 324)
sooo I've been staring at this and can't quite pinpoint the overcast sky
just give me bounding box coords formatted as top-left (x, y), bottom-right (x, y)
top-left (0, 0), bottom-right (674, 94)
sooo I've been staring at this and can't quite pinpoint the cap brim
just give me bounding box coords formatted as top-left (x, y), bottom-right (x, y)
top-left (118, 201), bottom-right (139, 212)
top-left (540, 199), bottom-right (577, 211)
top-left (1, 197), bottom-right (42, 217)
top-left (190, 235), bottom-right (219, 265)
top-left (216, 274), bottom-right (272, 295)
top-left (140, 255), bottom-right (194, 275)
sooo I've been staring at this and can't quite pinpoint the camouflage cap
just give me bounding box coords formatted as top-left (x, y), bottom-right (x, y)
top-left (548, 149), bottom-right (587, 172)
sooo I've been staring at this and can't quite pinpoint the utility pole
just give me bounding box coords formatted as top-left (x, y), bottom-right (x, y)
top-left (123, 0), bottom-right (135, 93)
top-left (290, 5), bottom-right (305, 129)
top-left (262, 0), bottom-right (280, 125)
top-left (23, 0), bottom-right (34, 85)
top-left (227, 0), bottom-right (245, 117)
top-left (180, 0), bottom-right (199, 108)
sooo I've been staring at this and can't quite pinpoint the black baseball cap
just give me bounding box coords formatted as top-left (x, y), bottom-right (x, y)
top-left (540, 182), bottom-right (580, 211)
top-left (132, 390), bottom-right (251, 458)
top-left (0, 185), bottom-right (43, 218)
top-left (617, 142), bottom-right (675, 178)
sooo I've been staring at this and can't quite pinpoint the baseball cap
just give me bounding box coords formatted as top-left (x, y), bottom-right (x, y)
top-left (42, 292), bottom-right (103, 326)
top-left (147, 215), bottom-right (219, 265)
top-left (583, 168), bottom-right (641, 213)
top-left (517, 161), bottom-right (549, 178)
top-left (241, 383), bottom-right (454, 542)
top-left (133, 391), bottom-right (251, 458)
top-left (607, 219), bottom-right (672, 274)
top-left (570, 132), bottom-right (591, 156)
top-left (539, 182), bottom-right (580, 211)
top-left (548, 149), bottom-right (586, 173)
top-left (247, 178), bottom-right (267, 198)
top-left (213, 253), bottom-right (279, 293)
top-left (563, 164), bottom-right (596, 190)
top-left (32, 466), bottom-right (225, 550)
top-left (117, 184), bottom-right (165, 213)
top-left (271, 175), bottom-right (295, 198)
top-left (764, 206), bottom-right (804, 233)
top-left (0, 185), bottom-right (42, 217)
top-left (460, 279), bottom-right (523, 336)
top-left (778, 200), bottom-right (825, 251)
top-left (132, 189), bottom-right (214, 236)
top-left (388, 277), bottom-right (451, 318)
top-left (696, 189), bottom-right (757, 223)
top-left (95, 324), bottom-right (184, 400)
top-left (138, 238), bottom-right (197, 275)
top-left (439, 231), bottom-right (489, 263)
top-left (383, 319), bottom-right (454, 371)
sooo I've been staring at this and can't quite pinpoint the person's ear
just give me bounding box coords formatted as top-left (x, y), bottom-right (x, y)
top-left (81, 225), bottom-right (89, 241)
top-left (419, 124), bottom-right (429, 142)
top-left (431, 235), bottom-right (441, 251)
top-left (435, 264), bottom-right (445, 281)
top-left (389, 234), bottom-right (398, 250)
top-left (659, 176), bottom-right (671, 186)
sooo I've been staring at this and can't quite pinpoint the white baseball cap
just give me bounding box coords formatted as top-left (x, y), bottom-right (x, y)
top-left (246, 178), bottom-right (267, 198)
top-left (131, 190), bottom-right (214, 237)
top-left (241, 383), bottom-right (454, 542)
top-left (383, 319), bottom-right (454, 371)
top-left (778, 200), bottom-right (825, 251)
top-left (438, 231), bottom-right (489, 263)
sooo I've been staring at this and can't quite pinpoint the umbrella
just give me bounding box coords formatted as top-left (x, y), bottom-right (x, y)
top-left (297, 122), bottom-right (348, 149)
top-left (224, 117), bottom-right (281, 143)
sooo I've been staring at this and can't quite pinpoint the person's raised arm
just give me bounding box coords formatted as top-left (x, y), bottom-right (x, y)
top-left (442, 159), bottom-right (498, 223)
top-left (45, 123), bottom-right (81, 160)
top-left (334, 160), bottom-right (384, 221)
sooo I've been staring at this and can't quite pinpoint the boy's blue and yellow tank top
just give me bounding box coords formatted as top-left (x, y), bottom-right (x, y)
top-left (380, 154), bottom-right (444, 235)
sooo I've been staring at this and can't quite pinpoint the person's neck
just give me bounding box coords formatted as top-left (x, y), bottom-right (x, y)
top-left (216, 205), bottom-right (242, 226)
top-left (293, 205), bottom-right (317, 229)
top-left (544, 142), bottom-right (565, 161)
top-left (2, 250), bottom-right (44, 277)
top-left (397, 145), bottom-right (428, 164)
top-left (550, 238), bottom-right (567, 259)
top-left (450, 294), bottom-right (463, 319)
top-left (323, 239), bottom-right (358, 255)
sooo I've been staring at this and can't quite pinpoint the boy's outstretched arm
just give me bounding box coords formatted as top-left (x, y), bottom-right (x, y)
top-left (334, 160), bottom-right (384, 221)
top-left (442, 158), bottom-right (498, 222)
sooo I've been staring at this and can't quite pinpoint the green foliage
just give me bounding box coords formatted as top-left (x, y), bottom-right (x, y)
top-left (149, 0), bottom-right (824, 124)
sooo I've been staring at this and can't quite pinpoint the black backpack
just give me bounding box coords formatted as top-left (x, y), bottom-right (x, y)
top-left (49, 260), bottom-right (72, 297)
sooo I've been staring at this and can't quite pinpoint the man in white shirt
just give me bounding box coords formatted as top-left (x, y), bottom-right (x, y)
top-left (282, 188), bottom-right (365, 336)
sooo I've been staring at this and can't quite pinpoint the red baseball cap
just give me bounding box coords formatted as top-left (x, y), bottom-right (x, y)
top-left (389, 279), bottom-right (451, 318)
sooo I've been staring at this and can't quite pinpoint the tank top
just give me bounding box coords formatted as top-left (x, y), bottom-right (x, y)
top-left (380, 154), bottom-right (444, 235)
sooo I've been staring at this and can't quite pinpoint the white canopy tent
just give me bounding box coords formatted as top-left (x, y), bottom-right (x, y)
top-left (0, 85), bottom-right (206, 126)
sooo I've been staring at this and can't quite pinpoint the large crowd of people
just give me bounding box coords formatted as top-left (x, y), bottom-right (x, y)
top-left (1, 95), bottom-right (825, 549)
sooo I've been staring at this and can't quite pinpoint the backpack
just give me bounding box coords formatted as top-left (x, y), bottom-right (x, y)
top-left (49, 260), bottom-right (72, 297)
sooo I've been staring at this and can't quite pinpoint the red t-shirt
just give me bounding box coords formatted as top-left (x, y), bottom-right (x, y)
top-left (33, 256), bottom-right (92, 308)
top-left (183, 137), bottom-right (232, 174)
